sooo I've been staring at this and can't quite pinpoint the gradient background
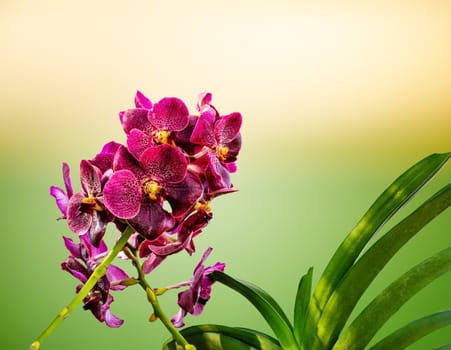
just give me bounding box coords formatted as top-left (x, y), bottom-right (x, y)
top-left (1, 1), bottom-right (450, 349)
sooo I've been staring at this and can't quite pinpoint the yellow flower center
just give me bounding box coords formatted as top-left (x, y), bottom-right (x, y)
top-left (82, 195), bottom-right (103, 211)
top-left (194, 199), bottom-right (211, 212)
top-left (143, 180), bottom-right (162, 201)
top-left (217, 145), bottom-right (229, 161)
top-left (153, 130), bottom-right (171, 144)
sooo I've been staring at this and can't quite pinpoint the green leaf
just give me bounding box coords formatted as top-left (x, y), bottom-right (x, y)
top-left (312, 184), bottom-right (451, 349)
top-left (368, 310), bottom-right (451, 350)
top-left (333, 246), bottom-right (451, 350)
top-left (293, 267), bottom-right (313, 347)
top-left (162, 324), bottom-right (282, 350)
top-left (302, 152), bottom-right (450, 350)
top-left (211, 271), bottom-right (299, 350)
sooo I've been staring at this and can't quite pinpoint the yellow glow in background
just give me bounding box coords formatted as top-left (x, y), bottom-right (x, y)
top-left (1, 1), bottom-right (450, 349)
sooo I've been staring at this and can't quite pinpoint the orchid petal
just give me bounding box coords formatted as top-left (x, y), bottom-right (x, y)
top-left (190, 111), bottom-right (216, 148)
top-left (103, 170), bottom-right (142, 219)
top-left (120, 108), bottom-right (152, 134)
top-left (150, 97), bottom-right (189, 131)
top-left (67, 192), bottom-right (93, 235)
top-left (215, 112), bottom-right (242, 144)
top-left (139, 144), bottom-right (188, 184)
top-left (134, 90), bottom-right (152, 109)
top-left (50, 186), bottom-right (69, 217)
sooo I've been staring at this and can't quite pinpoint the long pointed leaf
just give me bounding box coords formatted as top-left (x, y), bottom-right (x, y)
top-left (163, 324), bottom-right (282, 350)
top-left (293, 267), bottom-right (313, 347)
top-left (302, 152), bottom-right (450, 349)
top-left (313, 184), bottom-right (451, 348)
top-left (332, 246), bottom-right (451, 350)
top-left (211, 271), bottom-right (299, 350)
top-left (368, 310), bottom-right (451, 350)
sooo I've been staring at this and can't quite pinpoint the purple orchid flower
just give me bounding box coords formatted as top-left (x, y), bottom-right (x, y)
top-left (171, 247), bottom-right (225, 328)
top-left (189, 93), bottom-right (242, 193)
top-left (103, 144), bottom-right (203, 240)
top-left (61, 233), bottom-right (129, 328)
top-left (120, 92), bottom-right (190, 160)
top-left (50, 162), bottom-right (74, 219)
top-left (66, 160), bottom-right (113, 246)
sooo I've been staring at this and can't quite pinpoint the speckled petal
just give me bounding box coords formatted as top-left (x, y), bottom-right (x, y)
top-left (215, 112), bottom-right (242, 144)
top-left (103, 170), bottom-right (142, 219)
top-left (80, 160), bottom-right (103, 195)
top-left (120, 108), bottom-right (152, 134)
top-left (67, 192), bottom-right (93, 234)
top-left (190, 110), bottom-right (216, 148)
top-left (150, 97), bottom-right (189, 131)
top-left (139, 144), bottom-right (188, 183)
top-left (127, 128), bottom-right (151, 161)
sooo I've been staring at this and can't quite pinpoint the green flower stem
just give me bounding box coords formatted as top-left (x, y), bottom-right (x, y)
top-left (124, 246), bottom-right (195, 350)
top-left (29, 225), bottom-right (135, 350)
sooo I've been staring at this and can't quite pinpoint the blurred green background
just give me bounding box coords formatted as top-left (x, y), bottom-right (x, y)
top-left (1, 1), bottom-right (450, 349)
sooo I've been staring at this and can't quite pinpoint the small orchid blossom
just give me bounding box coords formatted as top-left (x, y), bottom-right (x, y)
top-left (120, 92), bottom-right (190, 160)
top-left (103, 144), bottom-right (203, 239)
top-left (61, 234), bottom-right (129, 328)
top-left (171, 247), bottom-right (225, 328)
top-left (66, 160), bottom-right (113, 246)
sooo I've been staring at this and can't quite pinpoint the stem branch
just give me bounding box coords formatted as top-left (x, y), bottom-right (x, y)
top-left (125, 246), bottom-right (195, 350)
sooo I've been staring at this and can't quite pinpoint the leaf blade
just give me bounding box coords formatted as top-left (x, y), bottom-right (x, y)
top-left (293, 267), bottom-right (313, 347)
top-left (163, 324), bottom-right (283, 350)
top-left (313, 184), bottom-right (451, 348)
top-left (332, 246), bottom-right (451, 350)
top-left (211, 271), bottom-right (299, 350)
top-left (368, 310), bottom-right (451, 350)
top-left (302, 152), bottom-right (450, 349)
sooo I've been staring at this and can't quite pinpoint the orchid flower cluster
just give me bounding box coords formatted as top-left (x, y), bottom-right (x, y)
top-left (49, 91), bottom-right (242, 329)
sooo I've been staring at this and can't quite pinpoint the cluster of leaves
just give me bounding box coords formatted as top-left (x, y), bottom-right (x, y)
top-left (164, 152), bottom-right (451, 350)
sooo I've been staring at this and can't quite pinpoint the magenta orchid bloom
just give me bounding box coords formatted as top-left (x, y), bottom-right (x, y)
top-left (120, 92), bottom-right (190, 160)
top-left (66, 160), bottom-right (113, 246)
top-left (171, 247), bottom-right (225, 328)
top-left (61, 233), bottom-right (129, 328)
top-left (103, 144), bottom-right (203, 239)
top-left (190, 93), bottom-right (242, 193)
